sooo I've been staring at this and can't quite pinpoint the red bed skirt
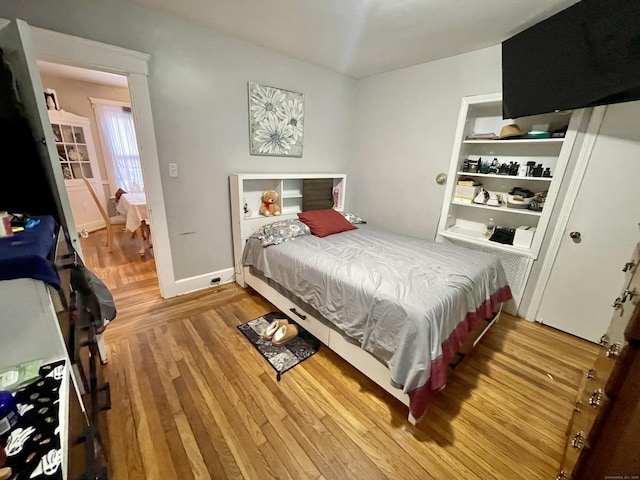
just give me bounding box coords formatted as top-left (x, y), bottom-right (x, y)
top-left (408, 285), bottom-right (513, 422)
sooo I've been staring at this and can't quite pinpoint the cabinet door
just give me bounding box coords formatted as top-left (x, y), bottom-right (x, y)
top-left (0, 19), bottom-right (80, 251)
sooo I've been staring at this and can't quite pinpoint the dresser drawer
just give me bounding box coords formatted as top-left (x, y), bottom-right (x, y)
top-left (246, 274), bottom-right (330, 345)
top-left (560, 420), bottom-right (589, 478)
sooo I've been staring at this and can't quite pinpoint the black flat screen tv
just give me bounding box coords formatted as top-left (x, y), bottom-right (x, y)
top-left (502, 0), bottom-right (640, 119)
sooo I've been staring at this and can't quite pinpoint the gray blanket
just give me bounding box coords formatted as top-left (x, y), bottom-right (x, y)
top-left (242, 226), bottom-right (509, 394)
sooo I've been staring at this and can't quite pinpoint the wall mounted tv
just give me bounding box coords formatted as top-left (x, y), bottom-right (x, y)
top-left (502, 0), bottom-right (640, 119)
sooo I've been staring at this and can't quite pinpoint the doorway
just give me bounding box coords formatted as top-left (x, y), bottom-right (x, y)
top-left (25, 20), bottom-right (177, 298)
top-left (36, 60), bottom-right (158, 289)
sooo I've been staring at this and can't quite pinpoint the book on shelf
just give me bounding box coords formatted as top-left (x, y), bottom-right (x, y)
top-left (465, 132), bottom-right (498, 140)
top-left (457, 179), bottom-right (482, 186)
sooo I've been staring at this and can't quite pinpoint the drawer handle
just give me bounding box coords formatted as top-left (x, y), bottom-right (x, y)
top-left (289, 308), bottom-right (307, 320)
top-left (99, 382), bottom-right (112, 411)
top-left (622, 261), bottom-right (636, 272)
top-left (571, 431), bottom-right (585, 449)
top-left (599, 334), bottom-right (609, 347)
top-left (606, 342), bottom-right (622, 358)
top-left (556, 470), bottom-right (569, 480)
top-left (574, 400), bottom-right (582, 412)
top-left (586, 368), bottom-right (595, 380)
top-left (589, 388), bottom-right (604, 408)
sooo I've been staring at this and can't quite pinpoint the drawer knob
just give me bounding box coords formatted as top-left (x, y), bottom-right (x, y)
top-left (606, 342), bottom-right (622, 358)
top-left (599, 334), bottom-right (609, 347)
top-left (586, 368), bottom-right (596, 380)
top-left (571, 431), bottom-right (585, 449)
top-left (556, 470), bottom-right (569, 480)
top-left (589, 388), bottom-right (604, 408)
top-left (574, 400), bottom-right (582, 412)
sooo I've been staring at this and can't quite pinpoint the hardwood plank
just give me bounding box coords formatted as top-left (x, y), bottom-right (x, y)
top-left (82, 238), bottom-right (600, 480)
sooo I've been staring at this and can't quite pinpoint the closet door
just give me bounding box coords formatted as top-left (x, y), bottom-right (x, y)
top-left (536, 102), bottom-right (640, 342)
top-left (0, 19), bottom-right (80, 251)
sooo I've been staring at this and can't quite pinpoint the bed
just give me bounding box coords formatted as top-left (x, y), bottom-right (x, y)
top-left (230, 173), bottom-right (512, 423)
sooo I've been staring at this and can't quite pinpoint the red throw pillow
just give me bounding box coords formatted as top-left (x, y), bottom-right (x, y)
top-left (297, 209), bottom-right (357, 237)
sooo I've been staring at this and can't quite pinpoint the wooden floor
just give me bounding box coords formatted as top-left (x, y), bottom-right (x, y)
top-left (80, 228), bottom-right (599, 480)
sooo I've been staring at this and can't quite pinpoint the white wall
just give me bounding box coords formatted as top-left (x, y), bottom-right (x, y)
top-left (0, 0), bottom-right (356, 280)
top-left (349, 45), bottom-right (502, 240)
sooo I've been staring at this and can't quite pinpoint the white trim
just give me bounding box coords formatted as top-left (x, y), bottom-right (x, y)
top-left (77, 218), bottom-right (107, 233)
top-left (27, 22), bottom-right (177, 298)
top-left (525, 106), bottom-right (607, 321)
top-left (174, 268), bottom-right (235, 296)
top-left (29, 26), bottom-right (149, 76)
top-left (89, 97), bottom-right (131, 108)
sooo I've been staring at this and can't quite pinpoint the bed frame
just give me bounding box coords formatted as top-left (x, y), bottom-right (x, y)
top-left (229, 173), bottom-right (501, 424)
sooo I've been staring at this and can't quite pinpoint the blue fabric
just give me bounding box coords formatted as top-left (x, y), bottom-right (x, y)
top-left (0, 215), bottom-right (60, 289)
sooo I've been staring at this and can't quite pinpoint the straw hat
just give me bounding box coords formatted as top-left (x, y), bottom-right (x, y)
top-left (498, 123), bottom-right (525, 139)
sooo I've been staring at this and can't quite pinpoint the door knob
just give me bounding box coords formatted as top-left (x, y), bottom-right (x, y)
top-left (569, 231), bottom-right (581, 240)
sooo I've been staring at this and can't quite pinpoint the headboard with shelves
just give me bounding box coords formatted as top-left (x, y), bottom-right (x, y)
top-left (229, 173), bottom-right (347, 285)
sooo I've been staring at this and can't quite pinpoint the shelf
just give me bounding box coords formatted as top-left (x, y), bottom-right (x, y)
top-left (452, 200), bottom-right (542, 216)
top-left (439, 228), bottom-right (534, 257)
top-left (463, 138), bottom-right (564, 145)
top-left (456, 172), bottom-right (552, 181)
top-left (282, 192), bottom-right (303, 198)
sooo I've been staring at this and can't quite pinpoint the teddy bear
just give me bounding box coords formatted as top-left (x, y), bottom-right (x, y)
top-left (259, 190), bottom-right (281, 217)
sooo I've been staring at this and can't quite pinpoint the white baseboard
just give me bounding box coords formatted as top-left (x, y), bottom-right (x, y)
top-left (78, 219), bottom-right (106, 233)
top-left (174, 267), bottom-right (235, 296)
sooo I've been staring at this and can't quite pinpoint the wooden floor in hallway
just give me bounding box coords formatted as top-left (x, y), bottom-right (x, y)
top-left (80, 228), bottom-right (599, 480)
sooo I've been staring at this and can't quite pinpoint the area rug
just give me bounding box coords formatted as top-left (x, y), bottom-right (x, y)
top-left (237, 312), bottom-right (320, 381)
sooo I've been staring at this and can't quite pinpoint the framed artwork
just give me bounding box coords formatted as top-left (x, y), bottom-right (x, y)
top-left (248, 82), bottom-right (304, 157)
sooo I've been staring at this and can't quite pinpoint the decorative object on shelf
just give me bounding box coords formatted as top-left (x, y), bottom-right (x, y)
top-left (242, 198), bottom-right (253, 219)
top-left (43, 88), bottom-right (59, 111)
top-left (507, 187), bottom-right (535, 209)
top-left (465, 132), bottom-right (498, 140)
top-left (489, 227), bottom-right (516, 245)
top-left (473, 189), bottom-right (490, 205)
top-left (259, 190), bottom-right (281, 217)
top-left (498, 123), bottom-right (525, 139)
top-left (531, 163), bottom-right (544, 177)
top-left (484, 218), bottom-right (495, 238)
top-left (528, 191), bottom-right (547, 212)
top-left (248, 82), bottom-right (304, 157)
top-left (513, 226), bottom-right (536, 249)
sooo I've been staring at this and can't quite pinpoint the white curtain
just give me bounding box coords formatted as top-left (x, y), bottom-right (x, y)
top-left (94, 104), bottom-right (143, 192)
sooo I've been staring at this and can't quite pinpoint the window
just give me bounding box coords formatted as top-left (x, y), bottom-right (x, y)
top-left (91, 99), bottom-right (143, 192)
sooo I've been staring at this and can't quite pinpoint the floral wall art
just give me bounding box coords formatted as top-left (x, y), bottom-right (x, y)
top-left (248, 82), bottom-right (304, 157)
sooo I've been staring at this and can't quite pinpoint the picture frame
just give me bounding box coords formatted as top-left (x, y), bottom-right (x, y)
top-left (248, 82), bottom-right (304, 157)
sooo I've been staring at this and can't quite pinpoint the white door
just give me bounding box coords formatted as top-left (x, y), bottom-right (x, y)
top-left (536, 102), bottom-right (640, 342)
top-left (0, 19), bottom-right (80, 250)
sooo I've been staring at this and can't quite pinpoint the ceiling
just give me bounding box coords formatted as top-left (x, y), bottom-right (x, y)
top-left (37, 60), bottom-right (129, 88)
top-left (130, 0), bottom-right (580, 78)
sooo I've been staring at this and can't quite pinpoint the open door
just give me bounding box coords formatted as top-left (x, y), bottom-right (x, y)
top-left (0, 18), bottom-right (80, 251)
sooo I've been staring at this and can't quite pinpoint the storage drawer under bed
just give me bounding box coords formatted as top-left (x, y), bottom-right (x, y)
top-left (245, 270), bottom-right (330, 345)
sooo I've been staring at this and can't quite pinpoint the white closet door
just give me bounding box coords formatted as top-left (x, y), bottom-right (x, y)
top-left (536, 101), bottom-right (640, 342)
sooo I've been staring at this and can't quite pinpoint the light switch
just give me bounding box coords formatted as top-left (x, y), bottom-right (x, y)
top-left (169, 162), bottom-right (178, 177)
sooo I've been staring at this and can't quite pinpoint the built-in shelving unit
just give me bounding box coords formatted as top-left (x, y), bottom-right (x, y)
top-left (436, 93), bottom-right (584, 310)
top-left (229, 173), bottom-right (347, 285)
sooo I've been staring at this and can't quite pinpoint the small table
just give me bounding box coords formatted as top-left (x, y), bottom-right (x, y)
top-left (116, 192), bottom-right (150, 255)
